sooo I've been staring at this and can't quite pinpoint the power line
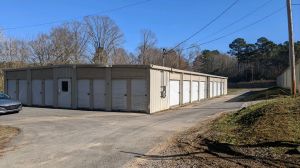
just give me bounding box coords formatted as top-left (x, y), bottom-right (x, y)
top-left (196, 0), bottom-right (274, 42)
top-left (184, 6), bottom-right (285, 51)
top-left (2, 0), bottom-right (152, 31)
top-left (167, 0), bottom-right (240, 53)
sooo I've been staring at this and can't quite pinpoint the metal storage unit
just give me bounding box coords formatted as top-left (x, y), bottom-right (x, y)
top-left (191, 81), bottom-right (199, 102)
top-left (131, 79), bottom-right (147, 112)
top-left (209, 81), bottom-right (213, 98)
top-left (77, 80), bottom-right (90, 109)
top-left (7, 80), bottom-right (17, 100)
top-left (213, 82), bottom-right (218, 97)
top-left (18, 80), bottom-right (27, 105)
top-left (199, 81), bottom-right (206, 100)
top-left (4, 64), bottom-right (228, 114)
top-left (112, 80), bottom-right (127, 111)
top-left (93, 79), bottom-right (105, 110)
top-left (182, 81), bottom-right (190, 104)
top-left (169, 80), bottom-right (180, 106)
top-left (32, 80), bottom-right (43, 106)
top-left (45, 80), bottom-right (54, 106)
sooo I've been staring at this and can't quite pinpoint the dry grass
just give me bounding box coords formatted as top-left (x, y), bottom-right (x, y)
top-left (0, 126), bottom-right (20, 156)
top-left (131, 96), bottom-right (300, 168)
top-left (237, 87), bottom-right (290, 102)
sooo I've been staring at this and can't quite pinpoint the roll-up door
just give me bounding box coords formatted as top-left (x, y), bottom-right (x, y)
top-left (112, 80), bottom-right (127, 111)
top-left (131, 79), bottom-right (147, 112)
top-left (45, 80), bottom-right (53, 106)
top-left (93, 79), bottom-right (105, 110)
top-left (199, 81), bottom-right (206, 100)
top-left (213, 82), bottom-right (218, 97)
top-left (169, 80), bottom-right (180, 106)
top-left (209, 81), bottom-right (213, 98)
top-left (183, 81), bottom-right (190, 104)
top-left (191, 81), bottom-right (199, 102)
top-left (217, 82), bottom-right (220, 96)
top-left (58, 79), bottom-right (72, 108)
top-left (18, 80), bottom-right (27, 105)
top-left (221, 82), bottom-right (224, 95)
top-left (32, 80), bottom-right (43, 106)
top-left (7, 80), bottom-right (17, 100)
top-left (77, 80), bottom-right (90, 109)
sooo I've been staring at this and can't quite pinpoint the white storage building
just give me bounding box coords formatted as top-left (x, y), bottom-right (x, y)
top-left (4, 64), bottom-right (227, 114)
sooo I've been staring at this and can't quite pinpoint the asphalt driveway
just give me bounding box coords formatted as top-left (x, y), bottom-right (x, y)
top-left (0, 91), bottom-right (246, 168)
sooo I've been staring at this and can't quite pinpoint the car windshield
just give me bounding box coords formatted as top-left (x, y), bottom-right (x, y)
top-left (0, 93), bottom-right (10, 99)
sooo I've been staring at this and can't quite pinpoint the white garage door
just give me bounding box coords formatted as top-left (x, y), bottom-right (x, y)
top-left (221, 82), bottom-right (224, 95)
top-left (112, 80), bottom-right (127, 111)
top-left (58, 79), bottom-right (72, 108)
top-left (18, 80), bottom-right (27, 105)
top-left (213, 82), bottom-right (218, 97)
top-left (32, 80), bottom-right (43, 106)
top-left (169, 80), bottom-right (180, 106)
top-left (45, 80), bottom-right (53, 106)
top-left (93, 79), bottom-right (105, 110)
top-left (7, 80), bottom-right (17, 100)
top-left (191, 81), bottom-right (199, 102)
top-left (183, 81), bottom-right (190, 104)
top-left (77, 80), bottom-right (90, 108)
top-left (199, 81), bottom-right (206, 100)
top-left (217, 82), bottom-right (220, 96)
top-left (209, 81), bottom-right (213, 98)
top-left (131, 79), bottom-right (147, 112)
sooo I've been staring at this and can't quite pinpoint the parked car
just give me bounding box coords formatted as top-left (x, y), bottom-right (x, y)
top-left (0, 93), bottom-right (22, 114)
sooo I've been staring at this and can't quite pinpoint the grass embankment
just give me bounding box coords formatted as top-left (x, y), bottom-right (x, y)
top-left (212, 97), bottom-right (300, 157)
top-left (0, 126), bottom-right (20, 156)
top-left (238, 87), bottom-right (290, 101)
top-left (131, 88), bottom-right (300, 167)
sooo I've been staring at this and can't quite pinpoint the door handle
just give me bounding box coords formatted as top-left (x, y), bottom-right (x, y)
top-left (124, 94), bottom-right (127, 96)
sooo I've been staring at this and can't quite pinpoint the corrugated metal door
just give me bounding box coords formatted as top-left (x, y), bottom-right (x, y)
top-left (191, 81), bottom-right (199, 102)
top-left (45, 80), bottom-right (53, 106)
top-left (7, 80), bottom-right (17, 100)
top-left (209, 81), bottom-right (213, 98)
top-left (131, 79), bottom-right (147, 112)
top-left (112, 80), bottom-right (127, 111)
top-left (77, 80), bottom-right (90, 108)
top-left (169, 80), bottom-right (180, 106)
top-left (32, 80), bottom-right (43, 106)
top-left (93, 79), bottom-right (105, 110)
top-left (199, 81), bottom-right (206, 100)
top-left (183, 81), bottom-right (190, 104)
top-left (18, 80), bottom-right (27, 105)
top-left (58, 79), bottom-right (72, 108)
top-left (221, 82), bottom-right (224, 95)
top-left (217, 82), bottom-right (220, 96)
top-left (213, 82), bottom-right (218, 97)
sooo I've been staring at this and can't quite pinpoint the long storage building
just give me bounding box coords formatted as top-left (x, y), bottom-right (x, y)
top-left (4, 64), bottom-right (227, 113)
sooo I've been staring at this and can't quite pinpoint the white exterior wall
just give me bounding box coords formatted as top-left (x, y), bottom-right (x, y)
top-left (277, 63), bottom-right (300, 92)
top-left (149, 69), bottom-right (170, 113)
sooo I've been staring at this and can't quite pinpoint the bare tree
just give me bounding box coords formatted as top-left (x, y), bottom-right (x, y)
top-left (84, 16), bottom-right (124, 64)
top-left (112, 48), bottom-right (135, 64)
top-left (29, 33), bottom-right (53, 65)
top-left (0, 37), bottom-right (30, 65)
top-left (137, 29), bottom-right (157, 64)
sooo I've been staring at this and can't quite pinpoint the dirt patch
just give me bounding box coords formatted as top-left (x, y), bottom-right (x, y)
top-left (0, 126), bottom-right (20, 156)
top-left (128, 98), bottom-right (300, 168)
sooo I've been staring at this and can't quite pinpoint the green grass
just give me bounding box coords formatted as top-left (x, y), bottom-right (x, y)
top-left (211, 97), bottom-right (300, 154)
top-left (238, 87), bottom-right (291, 102)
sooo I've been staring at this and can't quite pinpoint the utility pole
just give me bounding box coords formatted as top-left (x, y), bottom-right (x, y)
top-left (286, 0), bottom-right (297, 97)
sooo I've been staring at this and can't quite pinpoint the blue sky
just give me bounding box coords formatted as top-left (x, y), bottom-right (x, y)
top-left (1, 0), bottom-right (299, 54)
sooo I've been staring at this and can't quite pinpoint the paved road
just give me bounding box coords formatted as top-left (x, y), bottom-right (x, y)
top-left (0, 91), bottom-right (246, 168)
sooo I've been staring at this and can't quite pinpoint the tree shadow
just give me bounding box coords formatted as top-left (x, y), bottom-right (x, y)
top-left (121, 138), bottom-right (300, 167)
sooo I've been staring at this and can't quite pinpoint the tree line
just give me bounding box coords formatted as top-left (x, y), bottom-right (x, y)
top-left (0, 15), bottom-right (299, 90)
